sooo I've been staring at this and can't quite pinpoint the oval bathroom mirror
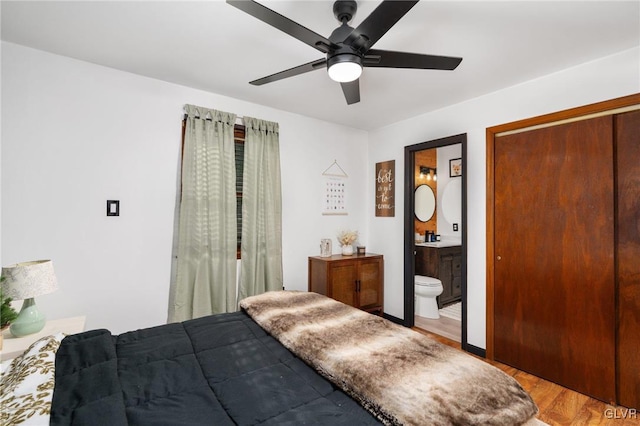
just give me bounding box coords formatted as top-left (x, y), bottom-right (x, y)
top-left (441, 178), bottom-right (462, 225)
top-left (415, 184), bottom-right (436, 222)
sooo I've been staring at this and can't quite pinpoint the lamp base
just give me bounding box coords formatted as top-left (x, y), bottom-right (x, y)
top-left (10, 298), bottom-right (46, 337)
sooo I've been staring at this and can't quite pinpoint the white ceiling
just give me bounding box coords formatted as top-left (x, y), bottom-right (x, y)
top-left (2, 0), bottom-right (638, 130)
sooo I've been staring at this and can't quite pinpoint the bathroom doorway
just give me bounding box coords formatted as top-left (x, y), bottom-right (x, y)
top-left (403, 134), bottom-right (469, 351)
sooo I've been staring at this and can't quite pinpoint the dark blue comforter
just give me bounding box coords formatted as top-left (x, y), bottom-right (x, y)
top-left (50, 311), bottom-right (380, 425)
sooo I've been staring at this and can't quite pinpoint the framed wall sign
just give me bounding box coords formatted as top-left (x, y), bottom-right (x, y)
top-left (450, 158), bottom-right (462, 177)
top-left (375, 160), bottom-right (395, 217)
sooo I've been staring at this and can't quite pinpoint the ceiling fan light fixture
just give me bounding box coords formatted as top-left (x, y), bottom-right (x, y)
top-left (327, 53), bottom-right (362, 83)
top-left (228, 0), bottom-right (462, 105)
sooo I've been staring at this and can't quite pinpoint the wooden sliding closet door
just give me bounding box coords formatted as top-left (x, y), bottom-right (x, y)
top-left (493, 116), bottom-right (616, 403)
top-left (616, 109), bottom-right (640, 409)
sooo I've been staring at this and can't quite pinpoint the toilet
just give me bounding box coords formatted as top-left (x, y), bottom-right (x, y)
top-left (415, 275), bottom-right (443, 319)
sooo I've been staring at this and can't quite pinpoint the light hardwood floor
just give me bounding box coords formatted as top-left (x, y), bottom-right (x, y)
top-left (414, 314), bottom-right (461, 342)
top-left (413, 327), bottom-right (639, 426)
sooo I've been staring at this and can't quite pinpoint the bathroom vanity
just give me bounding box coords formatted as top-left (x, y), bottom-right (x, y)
top-left (415, 243), bottom-right (461, 308)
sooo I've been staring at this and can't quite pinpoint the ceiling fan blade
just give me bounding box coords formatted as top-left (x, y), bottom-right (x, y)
top-left (340, 80), bottom-right (360, 105)
top-left (250, 58), bottom-right (327, 86)
top-left (364, 49), bottom-right (462, 70)
top-left (227, 0), bottom-right (337, 54)
top-left (343, 1), bottom-right (419, 52)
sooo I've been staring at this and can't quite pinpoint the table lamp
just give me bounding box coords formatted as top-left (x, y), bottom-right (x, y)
top-left (1, 260), bottom-right (59, 337)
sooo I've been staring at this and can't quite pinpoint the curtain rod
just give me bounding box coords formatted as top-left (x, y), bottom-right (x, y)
top-left (182, 113), bottom-right (245, 125)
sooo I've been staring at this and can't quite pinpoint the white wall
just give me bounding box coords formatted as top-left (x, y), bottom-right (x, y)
top-left (3, 41), bottom-right (638, 345)
top-left (366, 47), bottom-right (640, 349)
top-left (1, 42), bottom-right (368, 334)
top-left (436, 144), bottom-right (462, 240)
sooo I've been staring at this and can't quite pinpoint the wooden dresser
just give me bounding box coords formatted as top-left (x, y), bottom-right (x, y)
top-left (308, 253), bottom-right (383, 315)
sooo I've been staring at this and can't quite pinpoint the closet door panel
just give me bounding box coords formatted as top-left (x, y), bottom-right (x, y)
top-left (494, 116), bottom-right (615, 402)
top-left (616, 109), bottom-right (640, 409)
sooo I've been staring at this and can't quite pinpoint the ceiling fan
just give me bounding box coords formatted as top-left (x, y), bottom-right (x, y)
top-left (226, 0), bottom-right (462, 105)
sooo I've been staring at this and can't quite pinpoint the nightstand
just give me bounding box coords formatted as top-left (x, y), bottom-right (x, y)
top-left (1, 316), bottom-right (86, 361)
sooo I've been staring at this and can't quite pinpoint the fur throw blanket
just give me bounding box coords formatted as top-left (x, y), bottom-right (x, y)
top-left (240, 291), bottom-right (541, 426)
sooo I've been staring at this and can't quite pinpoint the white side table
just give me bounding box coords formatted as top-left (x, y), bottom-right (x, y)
top-left (1, 316), bottom-right (86, 361)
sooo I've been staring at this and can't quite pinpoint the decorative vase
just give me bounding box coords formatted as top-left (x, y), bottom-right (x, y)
top-left (320, 239), bottom-right (332, 257)
top-left (341, 245), bottom-right (354, 256)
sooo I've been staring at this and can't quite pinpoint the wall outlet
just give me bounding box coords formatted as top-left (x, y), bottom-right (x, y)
top-left (453, 223), bottom-right (458, 232)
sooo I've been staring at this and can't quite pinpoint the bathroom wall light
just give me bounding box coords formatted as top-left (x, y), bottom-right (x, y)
top-left (419, 166), bottom-right (437, 181)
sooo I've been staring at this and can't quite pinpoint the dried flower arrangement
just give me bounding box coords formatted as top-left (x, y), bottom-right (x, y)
top-left (337, 230), bottom-right (358, 247)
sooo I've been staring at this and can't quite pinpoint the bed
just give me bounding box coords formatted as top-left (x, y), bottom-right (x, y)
top-left (1, 291), bottom-right (543, 425)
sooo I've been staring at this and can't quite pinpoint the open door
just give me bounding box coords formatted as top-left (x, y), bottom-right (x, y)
top-left (403, 134), bottom-right (476, 354)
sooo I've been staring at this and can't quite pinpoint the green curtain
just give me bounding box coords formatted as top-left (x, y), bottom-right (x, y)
top-left (238, 117), bottom-right (283, 302)
top-left (170, 105), bottom-right (238, 322)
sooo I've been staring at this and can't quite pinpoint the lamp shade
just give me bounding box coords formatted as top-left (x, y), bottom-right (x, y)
top-left (1, 260), bottom-right (59, 300)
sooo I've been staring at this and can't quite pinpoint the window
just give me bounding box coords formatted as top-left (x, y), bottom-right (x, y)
top-left (234, 125), bottom-right (244, 258)
top-left (181, 119), bottom-right (245, 259)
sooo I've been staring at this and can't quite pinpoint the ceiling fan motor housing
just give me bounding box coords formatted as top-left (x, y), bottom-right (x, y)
top-left (327, 17), bottom-right (363, 83)
top-left (327, 22), bottom-right (363, 64)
